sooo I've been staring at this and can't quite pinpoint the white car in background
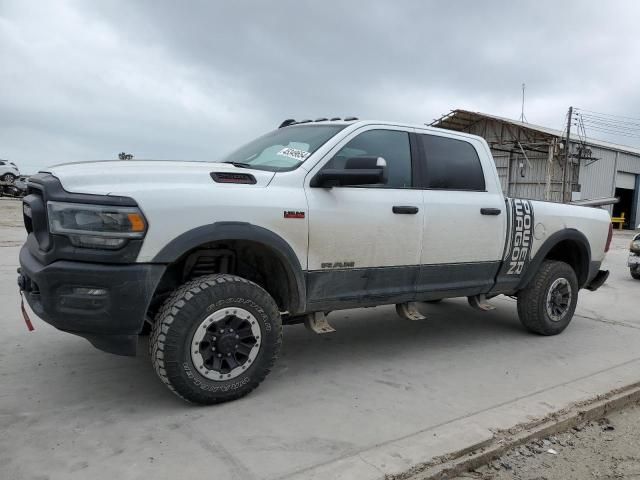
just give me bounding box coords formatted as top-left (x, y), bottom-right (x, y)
top-left (0, 159), bottom-right (20, 183)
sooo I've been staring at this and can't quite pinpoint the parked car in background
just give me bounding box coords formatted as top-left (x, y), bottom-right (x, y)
top-left (0, 174), bottom-right (28, 198)
top-left (0, 159), bottom-right (20, 183)
top-left (630, 226), bottom-right (640, 280)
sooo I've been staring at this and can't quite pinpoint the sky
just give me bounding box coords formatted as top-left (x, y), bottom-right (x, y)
top-left (2, 0), bottom-right (640, 173)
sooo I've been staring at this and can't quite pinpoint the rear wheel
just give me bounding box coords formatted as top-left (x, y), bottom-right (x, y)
top-left (631, 266), bottom-right (640, 280)
top-left (150, 274), bottom-right (282, 404)
top-left (517, 260), bottom-right (578, 335)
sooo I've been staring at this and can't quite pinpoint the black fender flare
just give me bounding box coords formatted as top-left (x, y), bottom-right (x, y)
top-left (152, 222), bottom-right (306, 313)
top-left (517, 228), bottom-right (592, 289)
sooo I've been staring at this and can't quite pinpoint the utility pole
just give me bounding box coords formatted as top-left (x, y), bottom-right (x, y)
top-left (545, 139), bottom-right (555, 201)
top-left (561, 106), bottom-right (573, 203)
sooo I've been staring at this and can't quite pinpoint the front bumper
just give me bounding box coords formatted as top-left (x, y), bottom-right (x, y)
top-left (628, 253), bottom-right (640, 267)
top-left (18, 245), bottom-right (165, 356)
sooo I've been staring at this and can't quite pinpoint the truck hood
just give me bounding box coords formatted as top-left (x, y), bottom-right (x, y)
top-left (43, 160), bottom-right (276, 196)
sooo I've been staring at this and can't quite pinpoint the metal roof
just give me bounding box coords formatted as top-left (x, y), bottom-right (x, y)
top-left (430, 109), bottom-right (640, 157)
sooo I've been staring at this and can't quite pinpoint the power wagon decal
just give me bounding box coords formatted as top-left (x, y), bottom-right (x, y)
top-left (501, 199), bottom-right (534, 276)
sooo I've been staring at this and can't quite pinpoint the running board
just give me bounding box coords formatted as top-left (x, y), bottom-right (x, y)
top-left (468, 294), bottom-right (495, 311)
top-left (304, 312), bottom-right (336, 334)
top-left (395, 302), bottom-right (427, 321)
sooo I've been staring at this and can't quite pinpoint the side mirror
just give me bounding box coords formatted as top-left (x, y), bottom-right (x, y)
top-left (310, 156), bottom-right (388, 188)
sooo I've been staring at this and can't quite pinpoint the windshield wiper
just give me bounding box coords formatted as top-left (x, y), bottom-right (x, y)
top-left (221, 161), bottom-right (252, 169)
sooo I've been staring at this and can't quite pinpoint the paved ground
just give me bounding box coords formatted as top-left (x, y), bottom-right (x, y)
top-left (455, 400), bottom-right (640, 479)
top-left (1, 197), bottom-right (639, 480)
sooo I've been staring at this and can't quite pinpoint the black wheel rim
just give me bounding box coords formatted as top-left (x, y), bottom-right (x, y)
top-left (191, 307), bottom-right (261, 381)
top-left (545, 278), bottom-right (572, 322)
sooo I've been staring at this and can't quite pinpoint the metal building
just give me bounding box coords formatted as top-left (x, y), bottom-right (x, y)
top-left (431, 110), bottom-right (640, 229)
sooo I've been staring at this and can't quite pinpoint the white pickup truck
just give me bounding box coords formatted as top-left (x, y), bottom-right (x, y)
top-left (18, 118), bottom-right (612, 404)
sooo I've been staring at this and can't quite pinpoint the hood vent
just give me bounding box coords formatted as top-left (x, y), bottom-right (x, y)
top-left (210, 172), bottom-right (257, 185)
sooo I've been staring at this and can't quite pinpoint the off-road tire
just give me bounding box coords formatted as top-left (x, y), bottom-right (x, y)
top-left (2, 173), bottom-right (16, 184)
top-left (517, 260), bottom-right (578, 336)
top-left (150, 274), bottom-right (282, 404)
top-left (631, 266), bottom-right (640, 280)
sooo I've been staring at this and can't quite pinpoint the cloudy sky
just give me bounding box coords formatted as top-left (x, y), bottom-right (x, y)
top-left (2, 0), bottom-right (640, 173)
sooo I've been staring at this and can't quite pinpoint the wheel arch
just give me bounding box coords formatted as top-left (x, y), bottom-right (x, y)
top-left (518, 229), bottom-right (591, 290)
top-left (152, 222), bottom-right (306, 314)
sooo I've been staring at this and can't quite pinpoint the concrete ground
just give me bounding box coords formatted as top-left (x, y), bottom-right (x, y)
top-left (1, 197), bottom-right (639, 480)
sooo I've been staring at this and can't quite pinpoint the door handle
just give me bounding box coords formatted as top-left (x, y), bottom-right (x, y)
top-left (393, 206), bottom-right (419, 214)
top-left (480, 208), bottom-right (502, 216)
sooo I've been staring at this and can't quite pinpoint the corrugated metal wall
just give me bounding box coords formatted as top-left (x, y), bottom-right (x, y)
top-left (617, 152), bottom-right (640, 175)
top-left (504, 153), bottom-right (550, 200)
top-left (578, 147), bottom-right (640, 218)
top-left (463, 118), bottom-right (568, 201)
top-left (578, 147), bottom-right (617, 200)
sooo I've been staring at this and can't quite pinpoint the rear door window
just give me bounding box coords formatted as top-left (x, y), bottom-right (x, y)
top-left (419, 134), bottom-right (486, 191)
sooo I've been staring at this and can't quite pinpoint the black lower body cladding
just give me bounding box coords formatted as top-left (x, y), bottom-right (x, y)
top-left (18, 246), bottom-right (165, 355)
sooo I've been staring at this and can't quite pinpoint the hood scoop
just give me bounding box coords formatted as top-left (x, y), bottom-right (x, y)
top-left (210, 172), bottom-right (257, 185)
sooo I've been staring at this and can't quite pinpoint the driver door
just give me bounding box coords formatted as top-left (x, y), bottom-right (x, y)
top-left (304, 126), bottom-right (424, 309)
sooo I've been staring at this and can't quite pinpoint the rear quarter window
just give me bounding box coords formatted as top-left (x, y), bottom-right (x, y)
top-left (419, 134), bottom-right (486, 191)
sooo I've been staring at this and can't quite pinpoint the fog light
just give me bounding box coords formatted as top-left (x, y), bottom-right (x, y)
top-left (68, 235), bottom-right (127, 249)
top-left (72, 287), bottom-right (108, 296)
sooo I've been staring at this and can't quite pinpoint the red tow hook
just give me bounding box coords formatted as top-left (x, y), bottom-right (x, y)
top-left (20, 292), bottom-right (35, 332)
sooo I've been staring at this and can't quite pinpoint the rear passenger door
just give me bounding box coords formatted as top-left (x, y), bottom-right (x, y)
top-left (415, 131), bottom-right (506, 296)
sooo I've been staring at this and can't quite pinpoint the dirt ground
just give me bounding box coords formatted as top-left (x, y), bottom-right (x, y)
top-left (0, 198), bottom-right (25, 247)
top-left (0, 198), bottom-right (23, 227)
top-left (455, 401), bottom-right (640, 480)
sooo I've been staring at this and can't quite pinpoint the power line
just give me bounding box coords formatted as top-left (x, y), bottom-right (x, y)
top-left (576, 125), bottom-right (640, 139)
top-left (578, 115), bottom-right (640, 130)
top-left (573, 107), bottom-right (640, 146)
top-left (574, 108), bottom-right (640, 123)
top-left (578, 117), bottom-right (640, 133)
top-left (579, 120), bottom-right (640, 134)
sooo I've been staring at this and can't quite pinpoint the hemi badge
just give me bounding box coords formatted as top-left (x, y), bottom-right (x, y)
top-left (284, 211), bottom-right (305, 219)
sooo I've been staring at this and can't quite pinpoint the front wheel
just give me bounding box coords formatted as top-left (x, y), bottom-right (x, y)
top-left (150, 274), bottom-right (282, 404)
top-left (517, 260), bottom-right (578, 336)
top-left (2, 173), bottom-right (16, 183)
top-left (631, 266), bottom-right (640, 280)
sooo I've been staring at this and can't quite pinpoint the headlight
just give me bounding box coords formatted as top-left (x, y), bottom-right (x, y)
top-left (631, 239), bottom-right (640, 253)
top-left (47, 201), bottom-right (147, 250)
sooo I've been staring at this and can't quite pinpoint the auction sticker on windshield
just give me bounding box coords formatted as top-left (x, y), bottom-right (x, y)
top-left (277, 147), bottom-right (310, 161)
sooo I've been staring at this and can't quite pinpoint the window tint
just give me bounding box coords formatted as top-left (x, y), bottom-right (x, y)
top-left (325, 130), bottom-right (412, 188)
top-left (419, 134), bottom-right (485, 191)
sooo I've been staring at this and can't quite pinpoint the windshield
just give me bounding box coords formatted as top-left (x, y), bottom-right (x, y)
top-left (218, 124), bottom-right (346, 171)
